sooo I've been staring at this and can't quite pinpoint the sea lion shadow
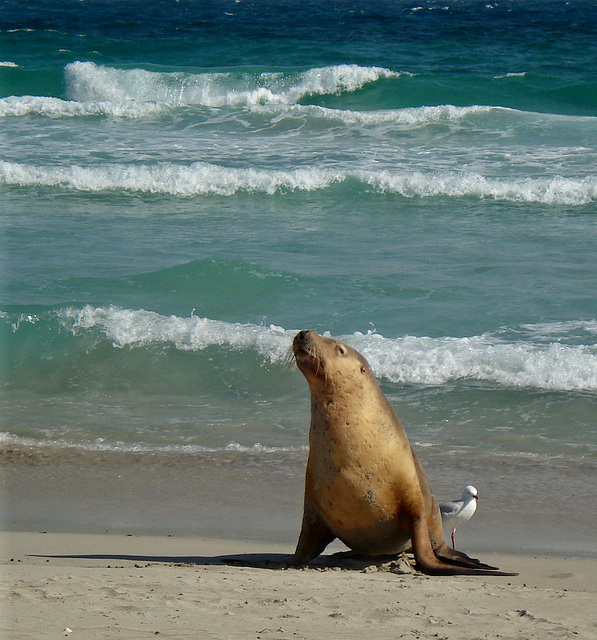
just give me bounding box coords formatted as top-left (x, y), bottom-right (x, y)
top-left (30, 550), bottom-right (412, 572)
top-left (213, 550), bottom-right (412, 572)
top-left (29, 551), bottom-right (287, 568)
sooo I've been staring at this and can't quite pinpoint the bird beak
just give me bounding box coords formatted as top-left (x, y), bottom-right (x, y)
top-left (474, 495), bottom-right (478, 500)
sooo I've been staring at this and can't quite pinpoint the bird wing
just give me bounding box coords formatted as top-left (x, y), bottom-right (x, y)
top-left (439, 501), bottom-right (461, 519)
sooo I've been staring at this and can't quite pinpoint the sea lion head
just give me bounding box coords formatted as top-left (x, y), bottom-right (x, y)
top-left (292, 330), bottom-right (372, 394)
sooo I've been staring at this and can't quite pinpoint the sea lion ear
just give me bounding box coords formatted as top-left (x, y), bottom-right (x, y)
top-left (360, 366), bottom-right (366, 374)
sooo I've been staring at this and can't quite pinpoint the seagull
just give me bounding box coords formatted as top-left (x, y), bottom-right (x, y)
top-left (439, 485), bottom-right (478, 549)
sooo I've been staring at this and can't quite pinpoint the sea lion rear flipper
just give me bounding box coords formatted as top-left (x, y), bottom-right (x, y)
top-left (411, 516), bottom-right (518, 576)
top-left (434, 544), bottom-right (501, 571)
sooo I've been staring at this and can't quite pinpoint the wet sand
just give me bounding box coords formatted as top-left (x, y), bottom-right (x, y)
top-left (1, 445), bottom-right (595, 556)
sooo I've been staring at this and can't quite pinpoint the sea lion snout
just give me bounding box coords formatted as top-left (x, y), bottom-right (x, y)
top-left (293, 329), bottom-right (317, 356)
top-left (294, 329), bottom-right (312, 345)
top-left (293, 330), bottom-right (333, 381)
top-left (293, 330), bottom-right (318, 365)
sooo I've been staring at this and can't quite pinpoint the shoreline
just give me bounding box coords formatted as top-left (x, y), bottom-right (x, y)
top-left (2, 530), bottom-right (596, 640)
top-left (2, 444), bottom-right (596, 558)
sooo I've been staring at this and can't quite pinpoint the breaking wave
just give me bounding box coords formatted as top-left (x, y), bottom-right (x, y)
top-left (64, 61), bottom-right (403, 107)
top-left (2, 160), bottom-right (595, 204)
top-left (30, 305), bottom-right (596, 392)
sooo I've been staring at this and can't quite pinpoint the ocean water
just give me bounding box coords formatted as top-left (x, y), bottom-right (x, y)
top-left (1, 1), bottom-right (596, 486)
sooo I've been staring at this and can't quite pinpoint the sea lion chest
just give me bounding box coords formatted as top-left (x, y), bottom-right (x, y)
top-left (306, 385), bottom-right (419, 538)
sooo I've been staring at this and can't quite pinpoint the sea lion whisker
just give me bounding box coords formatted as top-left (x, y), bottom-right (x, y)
top-left (283, 343), bottom-right (296, 371)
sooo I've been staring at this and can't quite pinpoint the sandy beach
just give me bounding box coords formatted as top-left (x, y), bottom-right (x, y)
top-left (2, 445), bottom-right (597, 639)
top-left (2, 530), bottom-right (596, 640)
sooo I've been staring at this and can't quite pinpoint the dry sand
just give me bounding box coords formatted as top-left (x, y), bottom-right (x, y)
top-left (2, 530), bottom-right (596, 640)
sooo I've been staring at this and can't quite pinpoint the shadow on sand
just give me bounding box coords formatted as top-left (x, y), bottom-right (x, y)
top-left (30, 550), bottom-right (414, 572)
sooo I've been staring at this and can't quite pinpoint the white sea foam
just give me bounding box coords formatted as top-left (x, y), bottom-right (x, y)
top-left (0, 161), bottom-right (343, 196)
top-left (0, 95), bottom-right (165, 118)
top-left (57, 306), bottom-right (597, 392)
top-left (0, 432), bottom-right (305, 456)
top-left (0, 92), bottom-right (499, 127)
top-left (360, 170), bottom-right (597, 205)
top-left (519, 320), bottom-right (597, 341)
top-left (349, 333), bottom-right (597, 391)
top-left (2, 159), bottom-right (595, 204)
top-left (64, 61), bottom-right (402, 107)
top-left (60, 305), bottom-right (294, 362)
top-left (494, 72), bottom-right (528, 79)
top-left (0, 61), bottom-right (18, 68)
top-left (266, 103), bottom-right (494, 126)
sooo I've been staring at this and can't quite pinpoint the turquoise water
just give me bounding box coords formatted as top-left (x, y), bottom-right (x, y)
top-left (2, 1), bottom-right (596, 465)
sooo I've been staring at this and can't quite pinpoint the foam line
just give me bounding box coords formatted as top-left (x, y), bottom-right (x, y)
top-left (2, 160), bottom-right (595, 204)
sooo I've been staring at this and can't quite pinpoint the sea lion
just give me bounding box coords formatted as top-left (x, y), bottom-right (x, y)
top-left (289, 330), bottom-right (516, 576)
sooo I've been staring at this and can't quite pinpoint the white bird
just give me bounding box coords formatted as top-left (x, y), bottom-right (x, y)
top-left (439, 485), bottom-right (478, 549)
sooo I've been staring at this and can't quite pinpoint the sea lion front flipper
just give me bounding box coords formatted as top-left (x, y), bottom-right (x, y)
top-left (288, 498), bottom-right (335, 567)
